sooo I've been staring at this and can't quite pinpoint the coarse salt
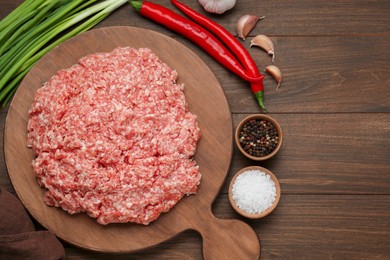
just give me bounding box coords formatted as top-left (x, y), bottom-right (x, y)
top-left (231, 170), bottom-right (276, 214)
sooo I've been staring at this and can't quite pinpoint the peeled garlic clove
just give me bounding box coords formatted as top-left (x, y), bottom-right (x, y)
top-left (199, 0), bottom-right (236, 14)
top-left (236, 14), bottom-right (265, 40)
top-left (265, 65), bottom-right (282, 89)
top-left (250, 35), bottom-right (275, 62)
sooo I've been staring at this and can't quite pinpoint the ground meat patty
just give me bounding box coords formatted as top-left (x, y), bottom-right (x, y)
top-left (27, 47), bottom-right (201, 225)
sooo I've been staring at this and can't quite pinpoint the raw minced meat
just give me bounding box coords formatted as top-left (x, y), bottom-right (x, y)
top-left (27, 47), bottom-right (201, 225)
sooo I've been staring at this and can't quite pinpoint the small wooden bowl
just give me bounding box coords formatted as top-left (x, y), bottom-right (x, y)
top-left (235, 114), bottom-right (283, 161)
top-left (228, 166), bottom-right (281, 219)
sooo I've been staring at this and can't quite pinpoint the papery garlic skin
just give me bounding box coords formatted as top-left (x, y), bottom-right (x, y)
top-left (265, 65), bottom-right (282, 89)
top-left (199, 0), bottom-right (236, 14)
top-left (236, 14), bottom-right (264, 40)
top-left (250, 35), bottom-right (275, 62)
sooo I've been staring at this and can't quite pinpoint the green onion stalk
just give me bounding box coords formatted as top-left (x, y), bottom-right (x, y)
top-left (0, 0), bottom-right (128, 106)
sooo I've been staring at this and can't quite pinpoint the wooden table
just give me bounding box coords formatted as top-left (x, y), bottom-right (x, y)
top-left (1, 0), bottom-right (389, 259)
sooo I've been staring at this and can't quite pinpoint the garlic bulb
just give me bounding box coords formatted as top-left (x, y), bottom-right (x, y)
top-left (236, 14), bottom-right (265, 40)
top-left (199, 0), bottom-right (236, 14)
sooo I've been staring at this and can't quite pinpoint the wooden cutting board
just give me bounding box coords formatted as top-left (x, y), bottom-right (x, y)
top-left (4, 26), bottom-right (260, 259)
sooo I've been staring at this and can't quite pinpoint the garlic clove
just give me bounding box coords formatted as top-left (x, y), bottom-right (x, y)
top-left (199, 0), bottom-right (237, 14)
top-left (236, 14), bottom-right (265, 40)
top-left (265, 65), bottom-right (282, 89)
top-left (250, 35), bottom-right (275, 62)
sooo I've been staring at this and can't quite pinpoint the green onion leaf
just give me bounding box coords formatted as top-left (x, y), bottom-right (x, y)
top-left (0, 0), bottom-right (128, 105)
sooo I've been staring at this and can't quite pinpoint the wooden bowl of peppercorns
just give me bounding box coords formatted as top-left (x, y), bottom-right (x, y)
top-left (235, 114), bottom-right (283, 161)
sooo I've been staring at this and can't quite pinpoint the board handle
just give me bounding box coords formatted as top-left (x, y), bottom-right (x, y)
top-left (197, 211), bottom-right (260, 260)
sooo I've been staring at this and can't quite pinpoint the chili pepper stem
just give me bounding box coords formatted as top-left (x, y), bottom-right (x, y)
top-left (254, 91), bottom-right (267, 112)
top-left (129, 0), bottom-right (142, 11)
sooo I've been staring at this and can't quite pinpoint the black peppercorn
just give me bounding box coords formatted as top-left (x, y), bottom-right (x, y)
top-left (239, 119), bottom-right (278, 157)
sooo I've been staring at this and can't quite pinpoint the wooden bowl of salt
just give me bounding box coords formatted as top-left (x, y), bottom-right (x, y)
top-left (228, 166), bottom-right (281, 219)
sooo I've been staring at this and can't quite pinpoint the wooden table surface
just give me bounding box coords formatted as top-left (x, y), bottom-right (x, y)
top-left (1, 0), bottom-right (389, 259)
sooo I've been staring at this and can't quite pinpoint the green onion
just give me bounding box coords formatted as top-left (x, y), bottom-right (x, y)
top-left (0, 0), bottom-right (44, 31)
top-left (0, 0), bottom-right (128, 106)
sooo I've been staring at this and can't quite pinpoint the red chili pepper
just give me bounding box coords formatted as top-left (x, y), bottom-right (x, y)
top-left (170, 0), bottom-right (266, 111)
top-left (129, 0), bottom-right (263, 83)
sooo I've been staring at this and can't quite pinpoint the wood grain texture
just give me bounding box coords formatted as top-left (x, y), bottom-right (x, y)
top-left (63, 195), bottom-right (390, 259)
top-left (215, 195), bottom-right (390, 259)
top-left (92, 0), bottom-right (390, 36)
top-left (93, 3), bottom-right (390, 113)
top-left (4, 26), bottom-right (260, 259)
top-left (167, 35), bottom-right (390, 113)
top-left (4, 0), bottom-right (376, 38)
top-left (229, 113), bottom-right (390, 195)
top-left (1, 0), bottom-right (389, 259)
